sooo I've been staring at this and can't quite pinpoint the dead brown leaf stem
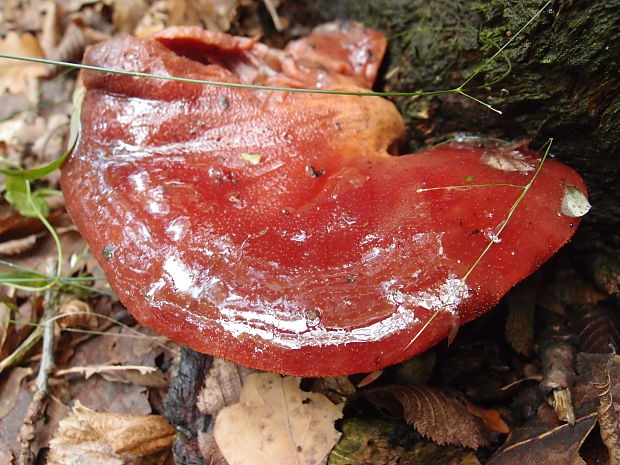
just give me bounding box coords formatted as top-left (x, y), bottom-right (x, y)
top-left (17, 260), bottom-right (58, 465)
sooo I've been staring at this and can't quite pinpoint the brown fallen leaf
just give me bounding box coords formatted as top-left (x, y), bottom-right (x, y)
top-left (311, 376), bottom-right (356, 407)
top-left (571, 303), bottom-right (620, 353)
top-left (197, 357), bottom-right (255, 416)
top-left (490, 354), bottom-right (620, 464)
top-left (57, 298), bottom-right (98, 329)
top-left (0, 31), bottom-right (47, 99)
top-left (214, 373), bottom-right (343, 465)
top-left (365, 385), bottom-right (491, 449)
top-left (196, 358), bottom-right (254, 465)
top-left (55, 364), bottom-right (168, 389)
top-left (108, 0), bottom-right (149, 34)
top-left (504, 277), bottom-right (538, 356)
top-left (465, 401), bottom-right (510, 434)
top-left (0, 366), bottom-right (32, 419)
top-left (0, 234), bottom-right (39, 255)
top-left (357, 369), bottom-right (383, 387)
top-left (47, 401), bottom-right (175, 465)
top-left (487, 411), bottom-right (596, 465)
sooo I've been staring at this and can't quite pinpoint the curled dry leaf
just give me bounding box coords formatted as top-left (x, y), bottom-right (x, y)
top-left (47, 401), bottom-right (175, 465)
top-left (365, 385), bottom-right (491, 449)
top-left (214, 373), bottom-right (343, 465)
top-left (57, 298), bottom-right (98, 329)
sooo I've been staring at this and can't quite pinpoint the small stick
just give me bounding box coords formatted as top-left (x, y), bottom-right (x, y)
top-left (17, 260), bottom-right (57, 465)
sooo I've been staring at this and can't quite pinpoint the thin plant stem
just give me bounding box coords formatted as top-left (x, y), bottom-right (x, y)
top-left (406, 139), bottom-right (554, 350)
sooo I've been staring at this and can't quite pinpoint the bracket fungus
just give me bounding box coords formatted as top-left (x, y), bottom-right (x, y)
top-left (61, 23), bottom-right (589, 376)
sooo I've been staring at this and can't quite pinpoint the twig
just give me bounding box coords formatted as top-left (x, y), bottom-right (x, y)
top-left (17, 260), bottom-right (58, 465)
top-left (262, 0), bottom-right (283, 31)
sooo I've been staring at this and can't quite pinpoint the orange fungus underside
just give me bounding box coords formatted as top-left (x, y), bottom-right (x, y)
top-left (61, 22), bottom-right (588, 376)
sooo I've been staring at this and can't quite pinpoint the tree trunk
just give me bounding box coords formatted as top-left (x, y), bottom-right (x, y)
top-left (300, 0), bottom-right (619, 277)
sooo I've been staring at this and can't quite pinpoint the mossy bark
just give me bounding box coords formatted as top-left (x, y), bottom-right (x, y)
top-left (300, 0), bottom-right (619, 263)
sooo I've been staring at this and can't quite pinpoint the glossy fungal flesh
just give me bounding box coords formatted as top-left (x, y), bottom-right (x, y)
top-left (61, 23), bottom-right (586, 376)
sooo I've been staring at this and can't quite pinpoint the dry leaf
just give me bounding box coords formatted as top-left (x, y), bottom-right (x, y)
top-left (135, 0), bottom-right (241, 37)
top-left (198, 431), bottom-right (229, 465)
top-left (571, 303), bottom-right (620, 353)
top-left (57, 298), bottom-right (98, 329)
top-left (357, 369), bottom-right (383, 387)
top-left (55, 364), bottom-right (168, 388)
top-left (196, 359), bottom-right (254, 465)
top-left (107, 0), bottom-right (149, 34)
top-left (214, 373), bottom-right (343, 465)
top-left (0, 440), bottom-right (12, 465)
top-left (311, 376), bottom-right (356, 407)
top-left (466, 402), bottom-right (510, 434)
top-left (0, 31), bottom-right (47, 99)
top-left (0, 366), bottom-right (32, 419)
top-left (48, 401), bottom-right (175, 465)
top-left (0, 234), bottom-right (40, 255)
top-left (366, 385), bottom-right (490, 449)
top-left (197, 357), bottom-right (255, 416)
top-left (487, 413), bottom-right (596, 465)
top-left (504, 278), bottom-right (538, 356)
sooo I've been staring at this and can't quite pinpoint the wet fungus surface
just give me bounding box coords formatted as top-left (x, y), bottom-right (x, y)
top-left (61, 23), bottom-right (588, 376)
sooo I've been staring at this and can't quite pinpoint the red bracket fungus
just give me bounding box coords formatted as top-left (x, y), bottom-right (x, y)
top-left (61, 23), bottom-right (589, 376)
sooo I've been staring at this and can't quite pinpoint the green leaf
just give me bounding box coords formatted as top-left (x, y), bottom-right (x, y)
top-left (0, 269), bottom-right (49, 287)
top-left (4, 177), bottom-right (49, 218)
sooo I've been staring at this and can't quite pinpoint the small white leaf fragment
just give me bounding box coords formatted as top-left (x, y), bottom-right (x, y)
top-left (561, 184), bottom-right (591, 218)
top-left (480, 149), bottom-right (535, 173)
top-left (214, 372), bottom-right (343, 465)
top-left (241, 152), bottom-right (262, 165)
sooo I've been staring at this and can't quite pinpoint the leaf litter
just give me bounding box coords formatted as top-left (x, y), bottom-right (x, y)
top-left (214, 373), bottom-right (343, 465)
top-left (0, 1), bottom-right (617, 465)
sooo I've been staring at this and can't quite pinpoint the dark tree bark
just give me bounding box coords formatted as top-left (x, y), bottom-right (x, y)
top-left (296, 0), bottom-right (619, 276)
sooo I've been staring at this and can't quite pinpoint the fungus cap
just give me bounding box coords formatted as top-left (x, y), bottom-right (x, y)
top-left (61, 23), bottom-right (587, 376)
